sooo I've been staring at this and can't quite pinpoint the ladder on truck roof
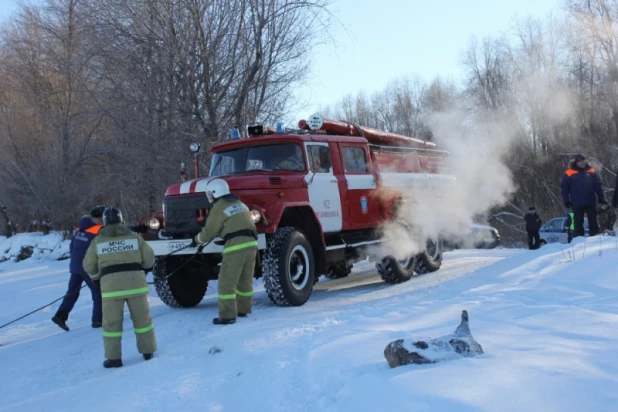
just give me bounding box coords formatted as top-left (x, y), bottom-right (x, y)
top-left (297, 113), bottom-right (443, 153)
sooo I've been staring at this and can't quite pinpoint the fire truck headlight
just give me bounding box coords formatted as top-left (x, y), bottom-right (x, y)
top-left (148, 218), bottom-right (161, 231)
top-left (249, 209), bottom-right (261, 224)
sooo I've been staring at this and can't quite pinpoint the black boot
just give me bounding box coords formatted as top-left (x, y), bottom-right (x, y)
top-left (212, 317), bottom-right (236, 325)
top-left (103, 359), bottom-right (123, 368)
top-left (51, 316), bottom-right (69, 331)
top-left (92, 321), bottom-right (102, 328)
top-left (238, 313), bottom-right (248, 318)
top-left (143, 353), bottom-right (153, 361)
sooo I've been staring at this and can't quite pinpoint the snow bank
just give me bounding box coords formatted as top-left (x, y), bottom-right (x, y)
top-left (0, 232), bottom-right (70, 263)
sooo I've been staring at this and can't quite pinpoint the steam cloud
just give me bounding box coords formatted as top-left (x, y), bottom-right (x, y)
top-left (373, 74), bottom-right (575, 261)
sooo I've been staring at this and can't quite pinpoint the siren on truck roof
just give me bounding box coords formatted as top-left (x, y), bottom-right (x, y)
top-left (306, 113), bottom-right (324, 130)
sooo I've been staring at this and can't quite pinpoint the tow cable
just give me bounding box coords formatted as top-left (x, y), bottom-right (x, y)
top-left (146, 240), bottom-right (210, 284)
top-left (0, 241), bottom-right (209, 330)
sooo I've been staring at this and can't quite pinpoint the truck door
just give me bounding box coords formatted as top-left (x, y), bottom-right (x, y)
top-left (304, 143), bottom-right (343, 233)
top-left (339, 144), bottom-right (380, 229)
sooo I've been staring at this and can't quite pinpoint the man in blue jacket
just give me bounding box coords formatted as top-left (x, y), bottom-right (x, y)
top-left (561, 154), bottom-right (607, 238)
top-left (51, 206), bottom-right (105, 331)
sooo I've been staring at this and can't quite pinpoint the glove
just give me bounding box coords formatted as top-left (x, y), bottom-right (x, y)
top-left (564, 201), bottom-right (571, 209)
top-left (189, 237), bottom-right (199, 248)
top-left (93, 279), bottom-right (100, 285)
top-left (599, 199), bottom-right (608, 205)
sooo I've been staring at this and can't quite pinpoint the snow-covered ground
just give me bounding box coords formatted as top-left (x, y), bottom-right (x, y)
top-left (1, 236), bottom-right (618, 411)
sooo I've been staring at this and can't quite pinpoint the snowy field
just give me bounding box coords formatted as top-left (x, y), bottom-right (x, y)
top-left (1, 235), bottom-right (618, 411)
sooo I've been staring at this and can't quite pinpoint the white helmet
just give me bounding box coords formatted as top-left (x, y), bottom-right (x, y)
top-left (205, 178), bottom-right (230, 203)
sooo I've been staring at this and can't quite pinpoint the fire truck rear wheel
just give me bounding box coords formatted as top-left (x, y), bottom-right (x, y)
top-left (376, 253), bottom-right (417, 284)
top-left (414, 238), bottom-right (443, 274)
top-left (153, 256), bottom-right (209, 308)
top-left (263, 227), bottom-right (316, 306)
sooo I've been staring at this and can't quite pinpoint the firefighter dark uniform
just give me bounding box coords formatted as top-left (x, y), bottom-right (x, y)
top-left (193, 178), bottom-right (257, 325)
top-left (52, 207), bottom-right (105, 331)
top-left (83, 207), bottom-right (157, 368)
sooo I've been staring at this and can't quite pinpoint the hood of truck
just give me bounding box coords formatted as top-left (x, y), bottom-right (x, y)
top-left (165, 174), bottom-right (307, 197)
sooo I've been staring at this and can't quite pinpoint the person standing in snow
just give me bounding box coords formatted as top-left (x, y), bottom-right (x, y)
top-left (52, 205), bottom-right (106, 331)
top-left (83, 206), bottom-right (157, 368)
top-left (524, 206), bottom-right (542, 249)
top-left (190, 178), bottom-right (257, 325)
top-left (560, 154), bottom-right (607, 238)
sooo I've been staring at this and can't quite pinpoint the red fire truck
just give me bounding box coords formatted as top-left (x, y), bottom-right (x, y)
top-left (148, 114), bottom-right (454, 308)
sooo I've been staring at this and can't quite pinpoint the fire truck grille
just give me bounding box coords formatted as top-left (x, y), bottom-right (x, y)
top-left (163, 194), bottom-right (212, 238)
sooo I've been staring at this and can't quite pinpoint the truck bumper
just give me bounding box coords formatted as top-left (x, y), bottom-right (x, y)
top-left (147, 233), bottom-right (268, 256)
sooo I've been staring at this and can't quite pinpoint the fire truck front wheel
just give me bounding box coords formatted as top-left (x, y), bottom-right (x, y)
top-left (153, 256), bottom-right (209, 308)
top-left (263, 227), bottom-right (316, 306)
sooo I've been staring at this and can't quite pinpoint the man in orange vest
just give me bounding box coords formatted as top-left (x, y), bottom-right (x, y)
top-left (52, 206), bottom-right (105, 331)
top-left (561, 154), bottom-right (607, 238)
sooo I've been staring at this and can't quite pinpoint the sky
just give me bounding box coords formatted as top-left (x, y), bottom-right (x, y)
top-left (0, 0), bottom-right (562, 121)
top-left (290, 0), bottom-right (562, 119)
top-left (0, 0), bottom-right (18, 21)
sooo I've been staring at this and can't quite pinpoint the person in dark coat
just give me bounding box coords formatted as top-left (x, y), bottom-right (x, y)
top-left (51, 206), bottom-right (105, 331)
top-left (524, 206), bottom-right (542, 249)
top-left (560, 154), bottom-right (607, 238)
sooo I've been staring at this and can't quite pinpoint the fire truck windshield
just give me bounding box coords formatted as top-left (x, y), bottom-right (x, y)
top-left (210, 143), bottom-right (306, 176)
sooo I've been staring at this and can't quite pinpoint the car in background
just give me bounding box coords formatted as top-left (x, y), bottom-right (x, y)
top-left (444, 223), bottom-right (501, 250)
top-left (539, 216), bottom-right (589, 245)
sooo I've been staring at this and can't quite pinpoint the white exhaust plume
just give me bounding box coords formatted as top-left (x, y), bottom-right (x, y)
top-left (373, 78), bottom-right (574, 261)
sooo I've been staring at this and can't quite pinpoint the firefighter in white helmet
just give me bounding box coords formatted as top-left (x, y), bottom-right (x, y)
top-left (190, 179), bottom-right (258, 324)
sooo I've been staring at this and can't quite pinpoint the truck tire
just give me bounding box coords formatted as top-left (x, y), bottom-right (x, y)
top-left (376, 254), bottom-right (417, 284)
top-left (263, 227), bottom-right (316, 306)
top-left (323, 262), bottom-right (352, 280)
top-left (414, 238), bottom-right (443, 274)
top-left (153, 256), bottom-right (209, 308)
